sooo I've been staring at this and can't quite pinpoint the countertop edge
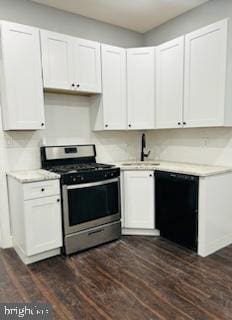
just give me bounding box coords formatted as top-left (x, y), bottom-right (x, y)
top-left (112, 161), bottom-right (232, 177)
top-left (7, 169), bottom-right (61, 183)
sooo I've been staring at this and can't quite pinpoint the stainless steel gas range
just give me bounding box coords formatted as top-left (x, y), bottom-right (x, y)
top-left (41, 144), bottom-right (121, 255)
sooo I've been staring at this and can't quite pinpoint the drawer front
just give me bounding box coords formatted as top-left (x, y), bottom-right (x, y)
top-left (23, 180), bottom-right (60, 200)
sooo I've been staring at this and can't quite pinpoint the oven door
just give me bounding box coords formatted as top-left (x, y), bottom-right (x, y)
top-left (62, 177), bottom-right (121, 234)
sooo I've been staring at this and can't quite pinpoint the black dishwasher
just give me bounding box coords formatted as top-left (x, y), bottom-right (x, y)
top-left (155, 171), bottom-right (199, 251)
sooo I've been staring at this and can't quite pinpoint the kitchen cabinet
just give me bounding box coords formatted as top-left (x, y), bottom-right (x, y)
top-left (91, 44), bottom-right (127, 130)
top-left (24, 196), bottom-right (62, 256)
top-left (40, 31), bottom-right (73, 91)
top-left (122, 171), bottom-right (155, 233)
top-left (73, 38), bottom-right (101, 93)
top-left (184, 19), bottom-right (228, 128)
top-left (8, 177), bottom-right (62, 264)
top-left (127, 47), bottom-right (156, 130)
top-left (156, 37), bottom-right (184, 129)
top-left (41, 30), bottom-right (101, 93)
top-left (0, 21), bottom-right (45, 130)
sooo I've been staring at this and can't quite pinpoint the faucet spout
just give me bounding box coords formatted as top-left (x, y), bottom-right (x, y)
top-left (141, 133), bottom-right (150, 161)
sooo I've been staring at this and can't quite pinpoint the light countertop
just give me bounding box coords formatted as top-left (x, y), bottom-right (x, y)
top-left (113, 160), bottom-right (232, 177)
top-left (7, 169), bottom-right (60, 183)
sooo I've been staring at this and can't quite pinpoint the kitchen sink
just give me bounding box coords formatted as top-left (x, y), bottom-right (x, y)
top-left (121, 162), bottom-right (160, 166)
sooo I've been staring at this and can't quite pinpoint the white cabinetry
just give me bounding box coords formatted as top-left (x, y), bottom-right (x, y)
top-left (0, 21), bottom-right (45, 130)
top-left (41, 30), bottom-right (101, 94)
top-left (91, 44), bottom-right (127, 130)
top-left (156, 37), bottom-right (184, 129)
top-left (101, 44), bottom-right (127, 129)
top-left (184, 19), bottom-right (228, 128)
top-left (127, 47), bottom-right (156, 130)
top-left (8, 177), bottom-right (62, 264)
top-left (122, 171), bottom-right (156, 235)
top-left (73, 38), bottom-right (101, 93)
top-left (40, 31), bottom-right (73, 91)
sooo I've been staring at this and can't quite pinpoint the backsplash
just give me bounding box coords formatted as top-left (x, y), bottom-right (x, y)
top-left (147, 128), bottom-right (232, 166)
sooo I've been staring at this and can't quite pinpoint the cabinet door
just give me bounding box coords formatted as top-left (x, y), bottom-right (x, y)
top-left (127, 47), bottom-right (155, 130)
top-left (1, 22), bottom-right (45, 130)
top-left (184, 19), bottom-right (228, 127)
top-left (123, 171), bottom-right (154, 229)
top-left (101, 44), bottom-right (127, 129)
top-left (24, 196), bottom-right (62, 256)
top-left (73, 38), bottom-right (102, 93)
top-left (40, 30), bottom-right (74, 91)
top-left (156, 37), bottom-right (184, 129)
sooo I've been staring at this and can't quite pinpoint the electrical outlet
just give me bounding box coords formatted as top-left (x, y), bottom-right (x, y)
top-left (5, 135), bottom-right (13, 147)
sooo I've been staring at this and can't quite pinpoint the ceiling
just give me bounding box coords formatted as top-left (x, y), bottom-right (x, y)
top-left (31, 0), bottom-right (209, 33)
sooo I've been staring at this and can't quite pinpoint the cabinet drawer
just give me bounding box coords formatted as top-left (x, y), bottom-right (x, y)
top-left (23, 180), bottom-right (60, 200)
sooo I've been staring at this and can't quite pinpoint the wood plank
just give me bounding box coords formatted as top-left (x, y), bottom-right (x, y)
top-left (1, 236), bottom-right (232, 320)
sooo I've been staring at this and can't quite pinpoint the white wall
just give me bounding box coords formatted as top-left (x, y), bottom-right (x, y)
top-left (0, 0), bottom-right (142, 47)
top-left (0, 0), bottom-right (143, 248)
top-left (144, 0), bottom-right (232, 167)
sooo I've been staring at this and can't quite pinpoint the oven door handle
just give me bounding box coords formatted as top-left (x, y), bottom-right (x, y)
top-left (66, 177), bottom-right (119, 190)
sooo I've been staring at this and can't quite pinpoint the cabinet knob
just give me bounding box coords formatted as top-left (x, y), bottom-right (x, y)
top-left (71, 83), bottom-right (75, 87)
top-left (128, 124), bottom-right (131, 128)
top-left (183, 122), bottom-right (186, 125)
top-left (149, 174), bottom-right (153, 177)
top-left (76, 84), bottom-right (80, 88)
top-left (178, 122), bottom-right (181, 125)
top-left (57, 198), bottom-right (60, 202)
top-left (41, 123), bottom-right (45, 127)
top-left (41, 188), bottom-right (45, 192)
top-left (105, 124), bottom-right (108, 128)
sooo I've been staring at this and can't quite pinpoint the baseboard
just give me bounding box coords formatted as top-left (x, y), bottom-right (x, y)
top-left (13, 243), bottom-right (61, 265)
top-left (122, 228), bottom-right (160, 236)
top-left (0, 235), bottom-right (13, 249)
top-left (198, 233), bottom-right (232, 257)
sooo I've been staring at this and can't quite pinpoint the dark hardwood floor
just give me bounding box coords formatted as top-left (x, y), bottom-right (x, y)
top-left (1, 236), bottom-right (232, 320)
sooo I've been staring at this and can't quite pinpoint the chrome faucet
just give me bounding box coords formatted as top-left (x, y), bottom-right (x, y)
top-left (141, 133), bottom-right (151, 161)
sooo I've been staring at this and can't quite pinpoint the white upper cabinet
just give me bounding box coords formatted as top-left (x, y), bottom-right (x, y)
top-left (0, 22), bottom-right (45, 130)
top-left (156, 37), bottom-right (184, 129)
top-left (41, 30), bottom-right (102, 94)
top-left (101, 44), bottom-right (127, 129)
top-left (73, 39), bottom-right (101, 93)
top-left (184, 19), bottom-right (228, 128)
top-left (127, 47), bottom-right (156, 130)
top-left (40, 31), bottom-right (73, 91)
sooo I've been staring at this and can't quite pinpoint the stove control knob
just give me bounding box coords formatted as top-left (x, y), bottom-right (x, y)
top-left (73, 177), bottom-right (76, 182)
top-left (81, 177), bottom-right (84, 181)
top-left (111, 173), bottom-right (114, 177)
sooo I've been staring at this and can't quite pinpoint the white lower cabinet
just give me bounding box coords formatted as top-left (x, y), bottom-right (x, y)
top-left (8, 177), bottom-right (62, 264)
top-left (122, 171), bottom-right (156, 235)
top-left (24, 196), bottom-right (62, 256)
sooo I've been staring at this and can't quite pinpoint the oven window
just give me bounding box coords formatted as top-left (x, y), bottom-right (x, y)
top-left (68, 181), bottom-right (119, 226)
